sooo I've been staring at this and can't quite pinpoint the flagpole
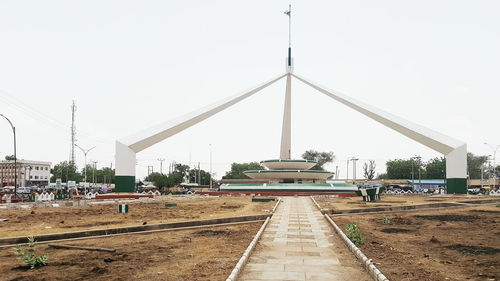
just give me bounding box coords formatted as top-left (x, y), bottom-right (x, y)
top-left (285, 4), bottom-right (292, 69)
top-left (288, 4), bottom-right (291, 48)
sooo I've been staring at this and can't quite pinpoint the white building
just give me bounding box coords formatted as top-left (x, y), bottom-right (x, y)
top-left (0, 160), bottom-right (51, 187)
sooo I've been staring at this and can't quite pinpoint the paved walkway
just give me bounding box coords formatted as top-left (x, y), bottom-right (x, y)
top-left (238, 197), bottom-right (371, 281)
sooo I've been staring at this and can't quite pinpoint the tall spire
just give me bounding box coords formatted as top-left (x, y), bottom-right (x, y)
top-left (284, 4), bottom-right (293, 72)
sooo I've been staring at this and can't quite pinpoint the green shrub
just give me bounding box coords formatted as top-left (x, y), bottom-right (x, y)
top-left (496, 202), bottom-right (500, 207)
top-left (345, 222), bottom-right (365, 245)
top-left (14, 237), bottom-right (48, 269)
top-left (382, 217), bottom-right (392, 224)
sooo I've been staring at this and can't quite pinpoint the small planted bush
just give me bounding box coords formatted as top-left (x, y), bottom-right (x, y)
top-left (14, 237), bottom-right (48, 269)
top-left (345, 222), bottom-right (365, 245)
top-left (382, 217), bottom-right (392, 224)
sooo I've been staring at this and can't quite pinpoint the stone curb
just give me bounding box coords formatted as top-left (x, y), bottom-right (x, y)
top-left (0, 214), bottom-right (270, 246)
top-left (225, 217), bottom-right (271, 281)
top-left (309, 196), bottom-right (390, 281)
top-left (309, 195), bottom-right (326, 213)
top-left (271, 198), bottom-right (281, 213)
top-left (324, 215), bottom-right (389, 281)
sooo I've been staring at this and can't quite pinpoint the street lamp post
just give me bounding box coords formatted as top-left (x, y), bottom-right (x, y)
top-left (75, 144), bottom-right (96, 194)
top-left (0, 114), bottom-right (17, 198)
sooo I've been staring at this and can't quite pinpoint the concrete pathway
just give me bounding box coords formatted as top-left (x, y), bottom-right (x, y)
top-left (238, 197), bottom-right (371, 281)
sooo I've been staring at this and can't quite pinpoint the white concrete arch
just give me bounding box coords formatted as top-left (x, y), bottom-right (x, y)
top-left (115, 71), bottom-right (467, 194)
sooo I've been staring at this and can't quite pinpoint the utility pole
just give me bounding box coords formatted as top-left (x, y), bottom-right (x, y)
top-left (346, 159), bottom-right (349, 181)
top-left (415, 156), bottom-right (422, 189)
top-left (350, 157), bottom-right (359, 182)
top-left (481, 164), bottom-right (485, 189)
top-left (411, 159), bottom-right (414, 190)
top-left (335, 165), bottom-right (338, 180)
top-left (198, 162), bottom-right (201, 185)
top-left (0, 114), bottom-right (17, 198)
top-left (487, 155), bottom-right (493, 186)
top-left (410, 156), bottom-right (422, 190)
top-left (27, 166), bottom-right (32, 186)
top-left (484, 142), bottom-right (499, 187)
top-left (147, 166), bottom-right (153, 176)
top-left (92, 161), bottom-right (98, 185)
top-left (70, 100), bottom-right (77, 166)
top-left (209, 144), bottom-right (213, 189)
top-left (157, 158), bottom-right (165, 174)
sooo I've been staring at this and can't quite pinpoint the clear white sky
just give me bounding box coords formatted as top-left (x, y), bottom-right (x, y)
top-left (0, 0), bottom-right (499, 180)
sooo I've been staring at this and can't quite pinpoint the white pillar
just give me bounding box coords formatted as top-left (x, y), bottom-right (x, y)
top-left (445, 144), bottom-right (468, 193)
top-left (280, 73), bottom-right (292, 159)
top-left (115, 141), bottom-right (136, 192)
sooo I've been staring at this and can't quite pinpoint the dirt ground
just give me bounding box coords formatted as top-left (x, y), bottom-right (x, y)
top-left (0, 196), bottom-right (275, 238)
top-left (0, 222), bottom-right (261, 281)
top-left (316, 194), bottom-right (495, 211)
top-left (333, 205), bottom-right (500, 281)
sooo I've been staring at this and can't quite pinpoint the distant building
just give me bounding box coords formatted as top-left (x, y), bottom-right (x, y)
top-left (0, 160), bottom-right (51, 187)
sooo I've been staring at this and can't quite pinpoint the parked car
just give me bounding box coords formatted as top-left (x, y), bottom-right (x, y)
top-left (16, 187), bottom-right (32, 194)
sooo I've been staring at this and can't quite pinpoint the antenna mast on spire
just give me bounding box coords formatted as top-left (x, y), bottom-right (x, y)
top-left (284, 4), bottom-right (293, 72)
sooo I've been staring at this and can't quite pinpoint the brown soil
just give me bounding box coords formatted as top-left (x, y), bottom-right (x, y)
top-left (0, 222), bottom-right (261, 281)
top-left (315, 195), bottom-right (496, 211)
top-left (0, 196), bottom-right (275, 238)
top-left (334, 205), bottom-right (500, 281)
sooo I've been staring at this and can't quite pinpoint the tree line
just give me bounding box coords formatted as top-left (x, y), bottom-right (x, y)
top-left (378, 153), bottom-right (497, 180)
top-left (143, 163), bottom-right (213, 188)
top-left (50, 161), bottom-right (115, 184)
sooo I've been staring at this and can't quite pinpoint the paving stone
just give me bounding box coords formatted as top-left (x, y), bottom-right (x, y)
top-left (245, 263), bottom-right (285, 271)
top-left (302, 257), bottom-right (340, 265)
top-left (286, 251), bottom-right (321, 257)
top-left (286, 242), bottom-right (316, 247)
top-left (243, 271), bottom-right (305, 280)
top-left (238, 197), bottom-right (369, 281)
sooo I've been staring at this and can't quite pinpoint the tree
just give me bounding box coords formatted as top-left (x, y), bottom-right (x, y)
top-left (4, 155), bottom-right (16, 161)
top-left (385, 159), bottom-right (423, 179)
top-left (362, 160), bottom-right (376, 180)
top-left (144, 172), bottom-right (170, 188)
top-left (145, 163), bottom-right (213, 187)
top-left (50, 161), bottom-right (83, 183)
top-left (424, 157), bottom-right (445, 179)
top-left (377, 173), bottom-right (388, 179)
top-left (223, 162), bottom-right (264, 179)
top-left (467, 153), bottom-right (489, 179)
top-left (301, 150), bottom-right (335, 170)
top-left (81, 165), bottom-right (115, 184)
top-left (188, 169), bottom-right (212, 185)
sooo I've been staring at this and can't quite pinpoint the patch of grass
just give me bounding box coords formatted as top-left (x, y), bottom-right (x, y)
top-left (14, 237), bottom-right (48, 269)
top-left (496, 202), bottom-right (500, 207)
top-left (345, 222), bottom-right (365, 245)
top-left (382, 217), bottom-right (392, 224)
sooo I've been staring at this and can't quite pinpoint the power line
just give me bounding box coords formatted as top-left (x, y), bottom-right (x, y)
top-left (0, 88), bottom-right (111, 144)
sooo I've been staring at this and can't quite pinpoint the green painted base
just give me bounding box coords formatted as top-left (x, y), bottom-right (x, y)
top-left (115, 176), bottom-right (135, 192)
top-left (446, 178), bottom-right (467, 194)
